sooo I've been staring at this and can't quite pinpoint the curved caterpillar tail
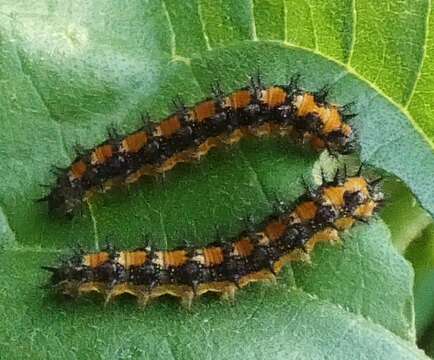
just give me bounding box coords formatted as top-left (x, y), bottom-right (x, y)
top-left (43, 173), bottom-right (383, 308)
top-left (41, 78), bottom-right (356, 217)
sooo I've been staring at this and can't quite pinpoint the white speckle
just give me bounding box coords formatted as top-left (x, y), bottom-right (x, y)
top-left (64, 23), bottom-right (89, 49)
top-left (15, 18), bottom-right (89, 56)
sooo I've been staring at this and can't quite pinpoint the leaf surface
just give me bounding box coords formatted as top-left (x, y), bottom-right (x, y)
top-left (0, 1), bottom-right (433, 358)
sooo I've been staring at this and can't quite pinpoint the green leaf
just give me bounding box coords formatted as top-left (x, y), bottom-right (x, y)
top-left (420, 324), bottom-right (434, 358)
top-left (0, 1), bottom-right (433, 358)
top-left (381, 178), bottom-right (432, 253)
top-left (406, 223), bottom-right (434, 338)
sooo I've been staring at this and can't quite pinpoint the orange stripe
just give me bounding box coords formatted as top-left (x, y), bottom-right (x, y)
top-left (69, 160), bottom-right (87, 181)
top-left (163, 250), bottom-right (188, 268)
top-left (225, 90), bottom-right (251, 110)
top-left (319, 107), bottom-right (343, 134)
top-left (264, 220), bottom-right (287, 241)
top-left (343, 177), bottom-right (369, 195)
top-left (294, 201), bottom-right (317, 222)
top-left (154, 116), bottom-right (182, 137)
top-left (118, 251), bottom-right (148, 268)
top-left (354, 200), bottom-right (376, 218)
top-left (121, 131), bottom-right (148, 153)
top-left (261, 87), bottom-right (287, 108)
top-left (202, 247), bottom-right (224, 267)
top-left (334, 217), bottom-right (355, 230)
top-left (296, 93), bottom-right (317, 117)
top-left (91, 145), bottom-right (114, 165)
top-left (322, 186), bottom-right (346, 207)
top-left (83, 252), bottom-right (110, 268)
top-left (232, 238), bottom-right (254, 257)
top-left (341, 123), bottom-right (352, 137)
top-left (190, 100), bottom-right (216, 122)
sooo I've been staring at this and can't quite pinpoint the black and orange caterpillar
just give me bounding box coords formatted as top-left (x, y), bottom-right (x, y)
top-left (43, 173), bottom-right (382, 308)
top-left (40, 77), bottom-right (355, 216)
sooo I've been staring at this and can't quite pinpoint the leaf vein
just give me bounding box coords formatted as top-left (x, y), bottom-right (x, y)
top-left (283, 0), bottom-right (288, 43)
top-left (346, 0), bottom-right (357, 66)
top-left (86, 200), bottom-right (100, 250)
top-left (161, 0), bottom-right (177, 60)
top-left (404, 0), bottom-right (431, 109)
top-left (305, 0), bottom-right (319, 51)
top-left (197, 0), bottom-right (213, 51)
top-left (249, 0), bottom-right (258, 41)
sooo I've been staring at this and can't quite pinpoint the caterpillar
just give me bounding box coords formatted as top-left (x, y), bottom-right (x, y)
top-left (40, 76), bottom-right (355, 217)
top-left (43, 173), bottom-right (383, 308)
